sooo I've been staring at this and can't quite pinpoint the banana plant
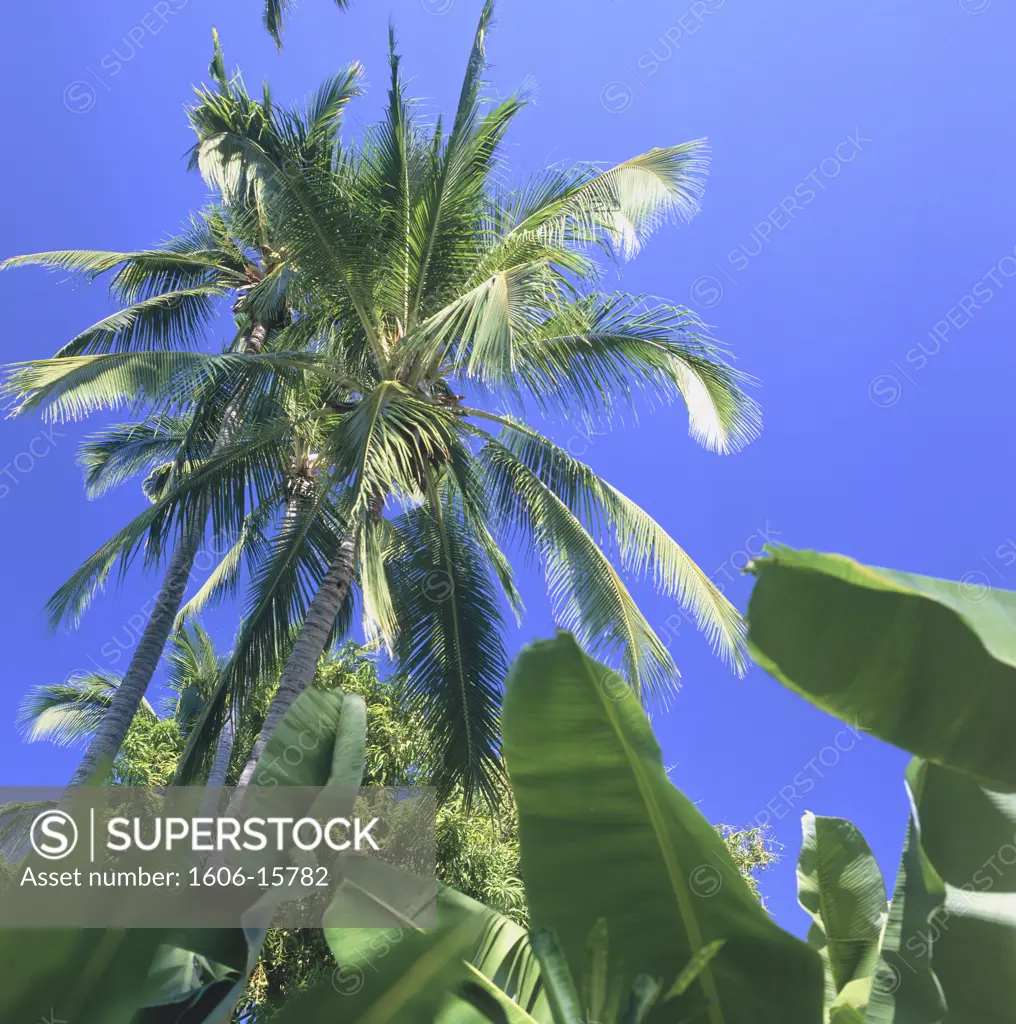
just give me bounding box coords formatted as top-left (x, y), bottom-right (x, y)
top-left (143, 681), bottom-right (367, 1024)
top-left (791, 755), bottom-right (1016, 1024)
top-left (274, 633), bottom-right (825, 1024)
top-left (749, 544), bottom-right (1016, 1022)
top-left (500, 633), bottom-right (824, 1024)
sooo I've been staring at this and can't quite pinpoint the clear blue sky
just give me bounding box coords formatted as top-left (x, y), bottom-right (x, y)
top-left (2, 0), bottom-right (1014, 936)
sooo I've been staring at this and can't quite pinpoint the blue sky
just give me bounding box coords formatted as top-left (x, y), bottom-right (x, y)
top-left (2, 0), bottom-right (1014, 936)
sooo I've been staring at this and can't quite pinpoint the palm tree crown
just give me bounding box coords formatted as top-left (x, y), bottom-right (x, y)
top-left (4, 3), bottom-right (759, 803)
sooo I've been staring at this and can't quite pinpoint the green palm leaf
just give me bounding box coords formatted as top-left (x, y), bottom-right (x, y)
top-left (79, 415), bottom-right (208, 498)
top-left (262, 0), bottom-right (353, 48)
top-left (17, 674), bottom-right (155, 748)
top-left (483, 419), bottom-right (748, 674)
top-left (483, 441), bottom-right (678, 701)
top-left (389, 493), bottom-right (509, 804)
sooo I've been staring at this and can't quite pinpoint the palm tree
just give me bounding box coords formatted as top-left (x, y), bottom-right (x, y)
top-left (163, 623), bottom-right (235, 788)
top-left (60, 356), bottom-right (330, 787)
top-left (17, 624), bottom-right (225, 786)
top-left (6, 3), bottom-right (760, 805)
top-left (0, 60), bottom-right (363, 784)
top-left (1, 217), bottom-right (278, 786)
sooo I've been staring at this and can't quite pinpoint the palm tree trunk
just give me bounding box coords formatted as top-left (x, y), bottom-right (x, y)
top-left (235, 536), bottom-right (356, 787)
top-left (198, 707), bottom-right (236, 820)
top-left (69, 534), bottom-right (200, 785)
top-left (205, 706), bottom-right (235, 788)
top-left (68, 322), bottom-right (268, 786)
top-left (248, 322), bottom-right (267, 353)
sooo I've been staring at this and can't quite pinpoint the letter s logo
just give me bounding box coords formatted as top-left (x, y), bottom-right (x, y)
top-left (31, 810), bottom-right (78, 860)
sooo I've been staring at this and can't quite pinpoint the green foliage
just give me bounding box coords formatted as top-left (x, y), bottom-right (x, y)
top-left (17, 672), bottom-right (154, 748)
top-left (17, 673), bottom-right (185, 787)
top-left (715, 824), bottom-right (778, 905)
top-left (233, 642), bottom-right (776, 1023)
top-left (747, 544), bottom-right (1016, 787)
top-left (502, 632), bottom-right (825, 1024)
top-left (866, 758), bottom-right (1016, 1024)
top-left (15, 630), bottom-right (777, 1024)
top-left (233, 644), bottom-right (526, 1023)
top-left (796, 814), bottom-right (888, 1018)
top-left (289, 894), bottom-right (489, 1024)
top-left (0, 929), bottom-right (170, 1024)
top-left (17, 626), bottom-right (225, 787)
top-left (113, 714), bottom-right (186, 787)
top-left (5, 3), bottom-right (760, 805)
top-left (748, 546), bottom-right (1016, 1021)
top-left (244, 635), bottom-right (804, 1024)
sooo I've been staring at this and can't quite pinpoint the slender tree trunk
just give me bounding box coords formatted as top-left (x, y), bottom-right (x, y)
top-left (69, 534), bottom-right (200, 785)
top-left (248, 322), bottom-right (267, 353)
top-left (205, 707), bottom-right (235, 788)
top-left (235, 536), bottom-right (357, 787)
top-left (198, 707), bottom-right (236, 821)
top-left (68, 322), bottom-right (268, 786)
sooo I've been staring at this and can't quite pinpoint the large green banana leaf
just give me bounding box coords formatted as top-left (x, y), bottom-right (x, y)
top-left (324, 880), bottom-right (549, 1024)
top-left (501, 632), bottom-right (825, 1024)
top-left (279, 890), bottom-right (489, 1024)
top-left (870, 759), bottom-right (1016, 1023)
top-left (246, 685), bottom-right (367, 789)
top-left (432, 890), bottom-right (548, 1024)
top-left (796, 814), bottom-right (888, 1017)
top-left (865, 812), bottom-right (946, 1024)
top-left (747, 545), bottom-right (1016, 787)
top-left (0, 929), bottom-right (168, 1024)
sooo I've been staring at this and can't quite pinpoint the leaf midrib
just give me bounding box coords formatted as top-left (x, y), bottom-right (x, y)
top-left (583, 652), bottom-right (726, 1024)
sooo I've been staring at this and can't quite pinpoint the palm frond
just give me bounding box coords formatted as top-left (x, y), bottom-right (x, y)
top-left (0, 250), bottom-right (138, 279)
top-left (46, 419), bottom-right (294, 627)
top-left (174, 499), bottom-right (277, 628)
top-left (263, 0), bottom-right (353, 49)
top-left (79, 415), bottom-right (208, 498)
top-left (389, 490), bottom-right (508, 804)
top-left (3, 350), bottom-right (323, 422)
top-left (166, 623), bottom-right (225, 703)
top-left (481, 439), bottom-right (679, 702)
top-left (17, 674), bottom-right (155, 748)
top-left (304, 62), bottom-right (364, 148)
top-left (174, 494), bottom-right (351, 783)
top-left (485, 420), bottom-right (748, 673)
top-left (508, 295), bottom-right (761, 453)
top-left (407, 1), bottom-right (526, 326)
top-left (394, 259), bottom-right (563, 387)
top-left (507, 142), bottom-right (709, 259)
top-left (443, 441), bottom-right (524, 623)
